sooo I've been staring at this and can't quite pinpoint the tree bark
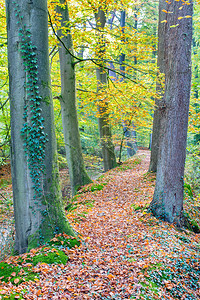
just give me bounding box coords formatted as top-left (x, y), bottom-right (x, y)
top-left (149, 0), bottom-right (167, 172)
top-left (150, 0), bottom-right (193, 225)
top-left (95, 8), bottom-right (117, 172)
top-left (57, 0), bottom-right (92, 196)
top-left (6, 0), bottom-right (75, 254)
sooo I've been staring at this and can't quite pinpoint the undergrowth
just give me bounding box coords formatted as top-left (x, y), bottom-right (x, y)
top-left (0, 234), bottom-right (80, 287)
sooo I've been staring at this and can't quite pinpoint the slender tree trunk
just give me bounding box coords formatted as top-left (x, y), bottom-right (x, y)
top-left (95, 8), bottom-right (116, 172)
top-left (193, 38), bottom-right (199, 100)
top-left (109, 10), bottom-right (137, 158)
top-left (149, 0), bottom-right (167, 172)
top-left (119, 10), bottom-right (137, 157)
top-left (150, 0), bottom-right (193, 225)
top-left (57, 1), bottom-right (92, 196)
top-left (6, 0), bottom-right (75, 254)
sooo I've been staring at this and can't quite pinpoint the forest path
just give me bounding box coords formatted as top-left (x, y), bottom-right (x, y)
top-left (1, 150), bottom-right (200, 299)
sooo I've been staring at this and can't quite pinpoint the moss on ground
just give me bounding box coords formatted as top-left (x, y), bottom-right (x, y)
top-left (115, 156), bottom-right (142, 172)
top-left (0, 261), bottom-right (38, 285)
top-left (0, 235), bottom-right (80, 286)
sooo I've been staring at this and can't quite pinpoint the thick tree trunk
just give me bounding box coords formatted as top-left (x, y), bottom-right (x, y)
top-left (149, 0), bottom-right (167, 172)
top-left (6, 0), bottom-right (75, 254)
top-left (150, 0), bottom-right (193, 225)
top-left (95, 8), bottom-right (116, 172)
top-left (57, 1), bottom-right (92, 196)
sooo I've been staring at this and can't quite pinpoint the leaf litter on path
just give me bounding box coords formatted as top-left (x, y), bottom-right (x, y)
top-left (0, 150), bottom-right (199, 299)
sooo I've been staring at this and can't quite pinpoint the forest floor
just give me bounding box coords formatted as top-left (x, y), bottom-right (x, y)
top-left (0, 150), bottom-right (200, 299)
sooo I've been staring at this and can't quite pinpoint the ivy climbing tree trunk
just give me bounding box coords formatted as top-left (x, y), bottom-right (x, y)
top-left (150, 0), bottom-right (193, 225)
top-left (149, 0), bottom-right (167, 172)
top-left (6, 0), bottom-right (75, 254)
top-left (95, 8), bottom-right (117, 172)
top-left (57, 0), bottom-right (92, 196)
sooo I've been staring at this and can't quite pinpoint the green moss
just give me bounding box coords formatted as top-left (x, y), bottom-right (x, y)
top-left (65, 195), bottom-right (95, 212)
top-left (141, 280), bottom-right (160, 295)
top-left (77, 183), bottom-right (107, 194)
top-left (91, 183), bottom-right (106, 192)
top-left (0, 291), bottom-right (26, 300)
top-left (0, 234), bottom-right (80, 286)
top-left (0, 262), bottom-right (38, 285)
top-left (48, 235), bottom-right (80, 249)
top-left (25, 248), bottom-right (68, 266)
top-left (115, 157), bottom-right (142, 172)
top-left (131, 203), bottom-right (149, 211)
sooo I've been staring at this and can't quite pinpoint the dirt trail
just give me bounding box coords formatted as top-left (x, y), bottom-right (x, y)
top-left (22, 151), bottom-right (156, 299)
top-left (1, 150), bottom-right (199, 299)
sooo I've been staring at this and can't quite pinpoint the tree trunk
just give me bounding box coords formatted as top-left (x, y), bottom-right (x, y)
top-left (109, 10), bottom-right (137, 159)
top-left (95, 8), bottom-right (117, 172)
top-left (57, 1), bottom-right (92, 196)
top-left (149, 0), bottom-right (167, 172)
top-left (150, 0), bottom-right (193, 225)
top-left (119, 10), bottom-right (137, 157)
top-left (6, 0), bottom-right (75, 254)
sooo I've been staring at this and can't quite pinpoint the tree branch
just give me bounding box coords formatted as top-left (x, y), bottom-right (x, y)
top-left (0, 98), bottom-right (9, 110)
top-left (48, 11), bottom-right (148, 88)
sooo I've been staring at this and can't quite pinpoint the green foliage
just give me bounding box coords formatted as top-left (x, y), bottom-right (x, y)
top-left (184, 212), bottom-right (200, 233)
top-left (184, 182), bottom-right (194, 200)
top-left (174, 234), bottom-right (190, 243)
top-left (57, 153), bottom-right (68, 169)
top-left (143, 259), bottom-right (200, 300)
top-left (139, 281), bottom-right (160, 299)
top-left (185, 142), bottom-right (200, 196)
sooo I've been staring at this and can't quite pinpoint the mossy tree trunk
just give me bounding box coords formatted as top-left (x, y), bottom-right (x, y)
top-left (6, 0), bottom-right (75, 254)
top-left (150, 0), bottom-right (193, 225)
top-left (57, 0), bottom-right (92, 196)
top-left (149, 0), bottom-right (167, 173)
top-left (95, 8), bottom-right (117, 172)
